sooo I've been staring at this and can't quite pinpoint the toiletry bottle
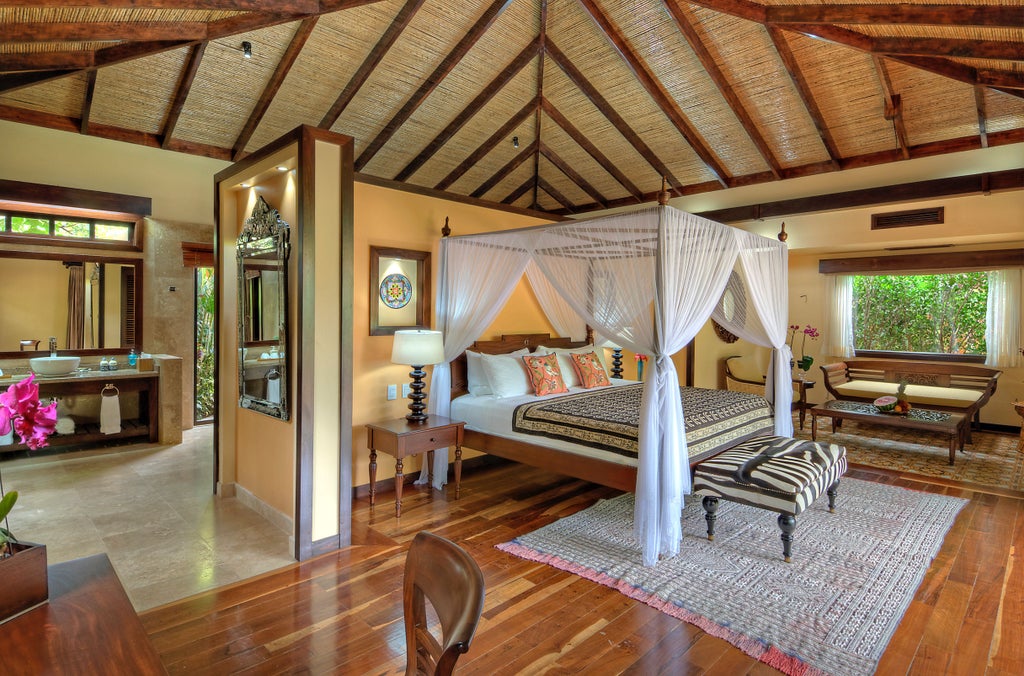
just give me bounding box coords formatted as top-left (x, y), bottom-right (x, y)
top-left (128, 348), bottom-right (138, 368)
top-left (100, 358), bottom-right (110, 371)
top-left (109, 357), bottom-right (118, 371)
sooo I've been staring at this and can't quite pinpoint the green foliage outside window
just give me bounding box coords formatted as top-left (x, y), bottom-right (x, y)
top-left (195, 267), bottom-right (216, 422)
top-left (11, 216), bottom-right (48, 234)
top-left (56, 220), bottom-right (91, 238)
top-left (852, 273), bottom-right (988, 355)
top-left (95, 222), bottom-right (130, 241)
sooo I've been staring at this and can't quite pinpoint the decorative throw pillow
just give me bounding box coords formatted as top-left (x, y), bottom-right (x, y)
top-left (479, 351), bottom-right (533, 398)
top-left (536, 345), bottom-right (608, 387)
top-left (571, 351), bottom-right (611, 388)
top-left (521, 353), bottom-right (569, 396)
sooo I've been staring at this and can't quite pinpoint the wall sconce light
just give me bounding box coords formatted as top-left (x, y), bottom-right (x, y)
top-left (512, 136), bottom-right (519, 149)
top-left (242, 41), bottom-right (252, 59)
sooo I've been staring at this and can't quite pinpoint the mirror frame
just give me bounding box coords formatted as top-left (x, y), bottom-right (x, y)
top-left (237, 196), bottom-right (291, 420)
top-left (0, 250), bottom-right (143, 358)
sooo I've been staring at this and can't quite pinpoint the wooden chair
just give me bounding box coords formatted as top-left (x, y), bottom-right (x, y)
top-left (404, 531), bottom-right (485, 676)
top-left (723, 355), bottom-right (767, 398)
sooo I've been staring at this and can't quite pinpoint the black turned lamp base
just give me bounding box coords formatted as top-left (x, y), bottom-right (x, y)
top-left (406, 365), bottom-right (429, 424)
top-left (611, 348), bottom-right (623, 379)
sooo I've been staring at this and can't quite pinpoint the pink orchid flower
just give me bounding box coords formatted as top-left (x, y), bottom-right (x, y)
top-left (0, 375), bottom-right (58, 450)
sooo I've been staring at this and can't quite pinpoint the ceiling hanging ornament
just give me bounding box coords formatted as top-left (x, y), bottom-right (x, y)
top-left (778, 222), bottom-right (788, 242)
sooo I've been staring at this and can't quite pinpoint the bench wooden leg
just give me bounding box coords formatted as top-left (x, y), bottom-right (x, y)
top-left (826, 480), bottom-right (839, 513)
top-left (778, 513), bottom-right (796, 563)
top-left (702, 496), bottom-right (719, 541)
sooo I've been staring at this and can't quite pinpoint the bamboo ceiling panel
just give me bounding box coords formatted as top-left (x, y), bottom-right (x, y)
top-left (0, 73), bottom-right (87, 119)
top-left (539, 154), bottom-right (595, 207)
top-left (92, 50), bottom-right (190, 136)
top-left (443, 114), bottom-right (538, 198)
top-left (539, 112), bottom-right (637, 205)
top-left (984, 89), bottom-right (1024, 134)
top-left (888, 64), bottom-right (986, 146)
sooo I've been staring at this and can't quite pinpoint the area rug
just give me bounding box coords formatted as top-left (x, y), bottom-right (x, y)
top-left (793, 419), bottom-right (1023, 492)
top-left (498, 479), bottom-right (967, 676)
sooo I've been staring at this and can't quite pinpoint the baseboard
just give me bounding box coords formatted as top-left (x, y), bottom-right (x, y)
top-left (980, 422), bottom-right (1021, 435)
top-left (235, 483), bottom-right (293, 536)
top-left (351, 454), bottom-right (511, 499)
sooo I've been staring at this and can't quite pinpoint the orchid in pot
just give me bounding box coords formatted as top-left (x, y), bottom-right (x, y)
top-left (0, 374), bottom-right (57, 559)
top-left (787, 324), bottom-right (819, 373)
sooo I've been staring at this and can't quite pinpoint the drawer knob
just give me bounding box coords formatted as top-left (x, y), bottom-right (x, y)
top-left (429, 437), bottom-right (435, 442)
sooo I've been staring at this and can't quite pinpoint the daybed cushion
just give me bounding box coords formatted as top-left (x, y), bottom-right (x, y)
top-left (833, 380), bottom-right (981, 408)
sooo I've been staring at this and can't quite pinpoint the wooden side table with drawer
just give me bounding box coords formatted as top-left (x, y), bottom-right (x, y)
top-left (365, 415), bottom-right (465, 517)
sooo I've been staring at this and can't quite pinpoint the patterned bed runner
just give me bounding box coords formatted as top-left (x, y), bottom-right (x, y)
top-left (512, 384), bottom-right (774, 464)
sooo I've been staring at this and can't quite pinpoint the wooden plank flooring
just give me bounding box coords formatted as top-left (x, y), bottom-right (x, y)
top-left (141, 459), bottom-right (1024, 675)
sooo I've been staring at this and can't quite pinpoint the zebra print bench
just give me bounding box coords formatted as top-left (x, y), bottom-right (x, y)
top-left (692, 436), bottom-right (847, 562)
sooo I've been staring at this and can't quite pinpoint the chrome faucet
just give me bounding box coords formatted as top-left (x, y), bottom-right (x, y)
top-left (49, 337), bottom-right (57, 357)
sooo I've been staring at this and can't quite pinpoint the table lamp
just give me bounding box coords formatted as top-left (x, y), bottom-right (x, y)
top-left (391, 330), bottom-right (445, 423)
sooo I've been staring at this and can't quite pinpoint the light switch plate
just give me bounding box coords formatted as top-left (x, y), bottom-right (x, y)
top-left (402, 383), bottom-right (411, 397)
top-left (386, 384), bottom-right (397, 400)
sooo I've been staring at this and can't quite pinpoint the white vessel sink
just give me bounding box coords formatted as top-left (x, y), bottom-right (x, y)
top-left (30, 356), bottom-right (81, 376)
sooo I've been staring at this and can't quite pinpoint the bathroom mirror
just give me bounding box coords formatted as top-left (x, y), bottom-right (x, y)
top-left (0, 252), bottom-right (141, 357)
top-left (237, 196), bottom-right (290, 420)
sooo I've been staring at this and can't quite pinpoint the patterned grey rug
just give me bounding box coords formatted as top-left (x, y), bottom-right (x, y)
top-left (498, 479), bottom-right (967, 676)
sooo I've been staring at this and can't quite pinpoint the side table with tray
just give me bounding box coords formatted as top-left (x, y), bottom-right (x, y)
top-left (810, 399), bottom-right (967, 465)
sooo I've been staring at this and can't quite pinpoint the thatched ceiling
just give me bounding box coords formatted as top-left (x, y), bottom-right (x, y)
top-left (1, 0), bottom-right (1022, 216)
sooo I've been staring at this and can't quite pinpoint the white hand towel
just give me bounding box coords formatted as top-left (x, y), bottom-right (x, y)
top-left (266, 372), bottom-right (281, 403)
top-left (100, 388), bottom-right (121, 434)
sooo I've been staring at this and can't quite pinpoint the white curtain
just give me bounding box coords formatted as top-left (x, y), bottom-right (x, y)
top-left (824, 274), bottom-right (855, 359)
top-left (433, 206), bottom-right (788, 565)
top-left (416, 233), bottom-right (532, 488)
top-left (985, 269), bottom-right (1022, 368)
top-left (525, 261), bottom-right (587, 341)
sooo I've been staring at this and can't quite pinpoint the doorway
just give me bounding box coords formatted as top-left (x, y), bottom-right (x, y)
top-left (194, 266), bottom-right (215, 424)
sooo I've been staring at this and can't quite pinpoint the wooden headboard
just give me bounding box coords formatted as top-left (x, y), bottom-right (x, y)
top-left (451, 332), bottom-right (591, 398)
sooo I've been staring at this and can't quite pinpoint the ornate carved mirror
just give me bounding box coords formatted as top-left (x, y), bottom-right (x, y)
top-left (237, 196), bottom-right (290, 420)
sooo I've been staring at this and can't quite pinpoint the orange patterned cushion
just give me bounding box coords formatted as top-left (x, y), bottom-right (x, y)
top-left (521, 353), bottom-right (569, 396)
top-left (571, 351), bottom-right (611, 388)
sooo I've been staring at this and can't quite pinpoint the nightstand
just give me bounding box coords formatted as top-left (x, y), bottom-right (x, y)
top-left (365, 415), bottom-right (465, 517)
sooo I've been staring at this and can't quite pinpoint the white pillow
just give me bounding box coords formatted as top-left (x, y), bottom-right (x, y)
top-left (465, 351), bottom-right (491, 396)
top-left (479, 351), bottom-right (533, 398)
top-left (536, 345), bottom-right (607, 388)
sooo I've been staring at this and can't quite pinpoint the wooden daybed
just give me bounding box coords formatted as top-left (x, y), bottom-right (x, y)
top-left (450, 333), bottom-right (774, 492)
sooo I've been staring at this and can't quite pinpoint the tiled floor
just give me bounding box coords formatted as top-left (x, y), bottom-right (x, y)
top-left (0, 425), bottom-right (294, 611)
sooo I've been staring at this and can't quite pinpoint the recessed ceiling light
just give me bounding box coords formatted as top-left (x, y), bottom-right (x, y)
top-left (242, 41), bottom-right (252, 59)
top-left (240, 182), bottom-right (250, 188)
top-left (276, 165), bottom-right (287, 172)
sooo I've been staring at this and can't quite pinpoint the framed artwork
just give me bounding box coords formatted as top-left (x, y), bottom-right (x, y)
top-left (370, 246), bottom-right (430, 336)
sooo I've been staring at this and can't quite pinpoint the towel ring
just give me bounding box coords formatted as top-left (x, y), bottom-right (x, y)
top-left (101, 383), bottom-right (119, 397)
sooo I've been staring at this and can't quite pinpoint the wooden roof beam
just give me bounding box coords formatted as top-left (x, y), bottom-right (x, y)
top-left (355, 0), bottom-right (513, 172)
top-left (539, 141), bottom-right (608, 209)
top-left (579, 0), bottom-right (729, 187)
top-left (502, 175), bottom-right (537, 207)
top-left (233, 18), bottom-right (317, 159)
top-left (766, 26), bottom-right (842, 169)
top-left (872, 56), bottom-right (910, 160)
top-left (765, 3), bottom-right (1024, 28)
top-left (0, 1), bottom-right (319, 8)
top-left (546, 40), bottom-right (686, 197)
top-left (163, 42), bottom-right (208, 150)
top-left (541, 98), bottom-right (643, 202)
top-left (665, 0), bottom-right (782, 180)
top-left (80, 70), bottom-right (97, 136)
top-left (4, 22), bottom-right (208, 43)
top-left (531, 0), bottom-right (549, 210)
top-left (537, 176), bottom-right (576, 213)
top-left (974, 86), bottom-right (989, 149)
top-left (0, 51), bottom-right (94, 72)
top-left (319, 0), bottom-right (424, 130)
top-left (395, 35), bottom-right (541, 183)
top-left (434, 97), bottom-right (539, 192)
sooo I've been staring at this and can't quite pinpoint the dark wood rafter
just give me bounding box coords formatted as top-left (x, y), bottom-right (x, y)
top-left (537, 176), bottom-right (575, 212)
top-left (502, 175), bottom-right (536, 206)
top-left (540, 98), bottom-right (643, 202)
top-left (545, 40), bottom-right (686, 196)
top-left (80, 69), bottom-right (97, 136)
top-left (870, 37), bottom-right (1024, 61)
top-left (470, 139), bottom-right (537, 199)
top-left (976, 69), bottom-right (1024, 91)
top-left (872, 56), bottom-right (910, 160)
top-left (539, 141), bottom-right (607, 208)
top-left (974, 86), bottom-right (989, 149)
top-left (531, 0), bottom-right (549, 209)
top-left (767, 25), bottom-right (842, 168)
top-left (765, 3), bottom-right (1024, 28)
top-left (319, 0), bottom-right (424, 130)
top-left (433, 97), bottom-right (539, 191)
top-left (162, 41), bottom-right (207, 150)
top-left (578, 0), bottom-right (729, 187)
top-left (394, 35), bottom-right (542, 183)
top-left (0, 0), bottom-right (320, 8)
top-left (354, 0), bottom-right (514, 171)
top-left (0, 51), bottom-right (94, 72)
top-left (233, 18), bottom-right (317, 159)
top-left (664, 0), bottom-right (782, 179)
top-left (3, 21), bottom-right (208, 42)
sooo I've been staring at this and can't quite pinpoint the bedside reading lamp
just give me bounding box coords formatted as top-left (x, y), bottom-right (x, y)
top-left (391, 330), bottom-right (445, 424)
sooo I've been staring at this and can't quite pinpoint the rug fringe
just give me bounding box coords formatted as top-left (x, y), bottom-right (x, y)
top-left (496, 541), bottom-right (827, 676)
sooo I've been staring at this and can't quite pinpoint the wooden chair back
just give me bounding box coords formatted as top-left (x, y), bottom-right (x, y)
top-left (723, 355), bottom-right (767, 397)
top-left (404, 531), bottom-right (485, 676)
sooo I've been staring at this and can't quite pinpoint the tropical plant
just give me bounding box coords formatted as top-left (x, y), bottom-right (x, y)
top-left (194, 267), bottom-right (216, 421)
top-left (0, 490), bottom-right (19, 557)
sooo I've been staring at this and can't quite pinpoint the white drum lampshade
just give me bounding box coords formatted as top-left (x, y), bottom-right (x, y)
top-left (391, 330), bottom-right (444, 423)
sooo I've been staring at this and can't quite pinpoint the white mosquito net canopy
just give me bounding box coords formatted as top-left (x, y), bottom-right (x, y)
top-left (425, 205), bottom-right (791, 566)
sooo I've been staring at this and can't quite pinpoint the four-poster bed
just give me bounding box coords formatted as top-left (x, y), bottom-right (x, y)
top-left (426, 203), bottom-right (792, 565)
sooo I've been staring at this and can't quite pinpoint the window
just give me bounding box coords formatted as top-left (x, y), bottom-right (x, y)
top-left (1, 209), bottom-right (134, 244)
top-left (852, 273), bottom-right (988, 356)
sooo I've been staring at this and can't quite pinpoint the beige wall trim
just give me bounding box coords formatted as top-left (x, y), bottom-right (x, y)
top-left (236, 483), bottom-right (294, 537)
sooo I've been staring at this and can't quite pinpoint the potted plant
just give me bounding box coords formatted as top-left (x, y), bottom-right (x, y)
top-left (0, 374), bottom-right (57, 623)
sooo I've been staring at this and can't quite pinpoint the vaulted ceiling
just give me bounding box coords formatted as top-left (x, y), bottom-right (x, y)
top-left (1, 1), bottom-right (1022, 216)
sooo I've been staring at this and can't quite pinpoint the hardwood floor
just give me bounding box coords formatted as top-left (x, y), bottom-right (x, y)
top-left (141, 459), bottom-right (1024, 675)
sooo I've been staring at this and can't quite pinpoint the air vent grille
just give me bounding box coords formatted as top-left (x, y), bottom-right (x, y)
top-left (871, 207), bottom-right (944, 230)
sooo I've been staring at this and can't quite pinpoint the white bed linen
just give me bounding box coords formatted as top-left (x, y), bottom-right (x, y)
top-left (451, 380), bottom-right (638, 467)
